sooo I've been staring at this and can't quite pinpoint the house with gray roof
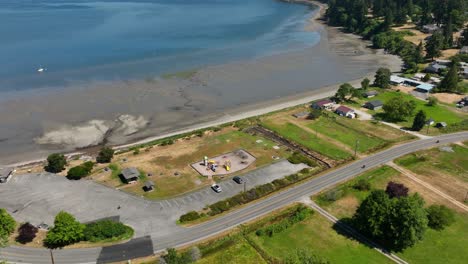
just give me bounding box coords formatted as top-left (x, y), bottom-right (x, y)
top-left (120, 167), bottom-right (140, 183)
top-left (143, 181), bottom-right (155, 192)
top-left (364, 100), bottom-right (383, 110)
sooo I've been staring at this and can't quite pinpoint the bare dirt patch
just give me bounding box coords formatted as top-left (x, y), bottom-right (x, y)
top-left (432, 93), bottom-right (465, 104)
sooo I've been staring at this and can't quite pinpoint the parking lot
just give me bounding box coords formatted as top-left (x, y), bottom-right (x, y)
top-left (0, 160), bottom-right (307, 238)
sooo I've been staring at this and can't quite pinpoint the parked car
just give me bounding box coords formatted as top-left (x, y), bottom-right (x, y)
top-left (211, 184), bottom-right (222, 193)
top-left (233, 176), bottom-right (245, 184)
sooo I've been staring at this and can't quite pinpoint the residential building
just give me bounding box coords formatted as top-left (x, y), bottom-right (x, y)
top-left (460, 46), bottom-right (468, 54)
top-left (312, 99), bottom-right (334, 110)
top-left (143, 181), bottom-right (155, 192)
top-left (422, 24), bottom-right (441, 34)
top-left (335, 106), bottom-right (355, 118)
top-left (364, 100), bottom-right (383, 110)
top-left (363, 91), bottom-right (378, 98)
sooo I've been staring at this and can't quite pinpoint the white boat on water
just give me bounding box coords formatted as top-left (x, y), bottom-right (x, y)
top-left (37, 67), bottom-right (45, 73)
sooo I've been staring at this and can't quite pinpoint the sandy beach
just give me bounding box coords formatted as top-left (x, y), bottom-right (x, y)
top-left (0, 1), bottom-right (401, 166)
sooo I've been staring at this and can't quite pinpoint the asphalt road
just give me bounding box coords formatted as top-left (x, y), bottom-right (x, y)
top-left (1, 131), bottom-right (467, 264)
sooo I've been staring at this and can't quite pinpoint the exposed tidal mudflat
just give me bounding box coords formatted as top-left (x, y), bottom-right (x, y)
top-left (0, 0), bottom-right (401, 165)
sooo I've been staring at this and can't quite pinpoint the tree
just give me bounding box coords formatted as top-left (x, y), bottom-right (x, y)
top-left (96, 147), bottom-right (114, 163)
top-left (382, 96), bottom-right (416, 121)
top-left (16, 223), bottom-right (38, 244)
top-left (361, 78), bottom-right (370, 90)
top-left (426, 205), bottom-right (455, 230)
top-left (425, 32), bottom-right (444, 60)
top-left (0, 208), bottom-right (16, 247)
top-left (443, 16), bottom-right (454, 48)
top-left (353, 191), bottom-right (428, 251)
top-left (353, 179), bottom-right (371, 191)
top-left (438, 62), bottom-right (459, 92)
top-left (334, 83), bottom-right (353, 102)
top-left (385, 181), bottom-right (409, 198)
top-left (385, 194), bottom-right (428, 251)
top-left (66, 161), bottom-right (94, 180)
top-left (422, 73), bottom-right (431, 82)
top-left (353, 190), bottom-right (393, 238)
top-left (45, 211), bottom-right (84, 248)
top-left (373, 68), bottom-right (391, 89)
top-left (44, 153), bottom-right (67, 173)
top-left (411, 110), bottom-right (427, 131)
top-left (461, 27), bottom-right (468, 46)
top-left (414, 41), bottom-right (425, 64)
top-left (427, 96), bottom-right (438, 106)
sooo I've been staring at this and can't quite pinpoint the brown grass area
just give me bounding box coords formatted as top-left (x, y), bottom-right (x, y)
top-left (440, 49), bottom-right (460, 60)
top-left (393, 24), bottom-right (430, 45)
top-left (432, 93), bottom-right (465, 104)
top-left (91, 127), bottom-right (288, 199)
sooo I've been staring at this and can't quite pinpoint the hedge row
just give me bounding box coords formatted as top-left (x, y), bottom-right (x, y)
top-left (255, 205), bottom-right (313, 237)
top-left (179, 170), bottom-right (312, 223)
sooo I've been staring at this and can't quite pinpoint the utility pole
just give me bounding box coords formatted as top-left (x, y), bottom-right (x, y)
top-left (354, 140), bottom-right (360, 158)
top-left (244, 181), bottom-right (246, 193)
top-left (50, 249), bottom-right (55, 264)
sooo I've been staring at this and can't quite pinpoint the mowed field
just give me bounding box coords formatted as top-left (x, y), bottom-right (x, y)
top-left (261, 106), bottom-right (415, 160)
top-left (90, 127), bottom-right (290, 199)
top-left (314, 161), bottom-right (468, 264)
top-left (395, 144), bottom-right (468, 203)
top-left (193, 204), bottom-right (391, 264)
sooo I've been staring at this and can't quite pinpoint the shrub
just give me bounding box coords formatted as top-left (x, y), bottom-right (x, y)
top-left (162, 248), bottom-right (192, 264)
top-left (353, 179), bottom-right (371, 191)
top-left (96, 147), bottom-right (114, 163)
top-left (0, 208), bottom-right (16, 246)
top-left (45, 211), bottom-right (84, 248)
top-left (385, 181), bottom-right (409, 198)
top-left (307, 109), bottom-right (322, 120)
top-left (84, 220), bottom-right (133, 242)
top-left (427, 96), bottom-right (438, 106)
top-left (67, 162), bottom-right (94, 180)
top-left (179, 211), bottom-right (203, 223)
top-left (16, 223), bottom-right (38, 244)
top-left (288, 152), bottom-right (317, 167)
top-left (256, 206), bottom-right (313, 237)
top-left (323, 189), bottom-right (343, 202)
top-left (427, 205), bottom-right (455, 231)
top-left (44, 153), bottom-right (67, 173)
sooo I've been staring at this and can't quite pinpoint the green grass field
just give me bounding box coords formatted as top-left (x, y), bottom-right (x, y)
top-left (249, 213), bottom-right (393, 264)
top-left (308, 117), bottom-right (387, 153)
top-left (395, 144), bottom-right (468, 182)
top-left (314, 165), bottom-right (468, 264)
top-left (262, 121), bottom-right (352, 160)
top-left (196, 237), bottom-right (266, 264)
top-left (372, 91), bottom-right (465, 127)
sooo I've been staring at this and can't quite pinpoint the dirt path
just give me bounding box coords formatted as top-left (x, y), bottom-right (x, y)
top-left (387, 162), bottom-right (468, 212)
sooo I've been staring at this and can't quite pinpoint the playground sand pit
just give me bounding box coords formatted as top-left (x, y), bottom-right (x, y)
top-left (191, 149), bottom-right (256, 177)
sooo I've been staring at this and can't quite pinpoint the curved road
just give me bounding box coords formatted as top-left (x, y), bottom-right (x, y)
top-left (1, 132), bottom-right (467, 263)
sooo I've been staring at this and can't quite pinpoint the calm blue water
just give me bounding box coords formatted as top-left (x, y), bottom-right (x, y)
top-left (0, 0), bottom-right (318, 91)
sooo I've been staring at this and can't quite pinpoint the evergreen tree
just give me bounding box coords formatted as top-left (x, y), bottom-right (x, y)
top-left (425, 32), bottom-right (444, 60)
top-left (443, 16), bottom-right (454, 48)
top-left (461, 27), bottom-right (468, 46)
top-left (96, 147), bottom-right (114, 163)
top-left (44, 153), bottom-right (67, 173)
top-left (373, 68), bottom-right (391, 88)
top-left (361, 78), bottom-right (370, 90)
top-left (412, 110), bottom-right (427, 131)
top-left (438, 62), bottom-right (459, 92)
top-left (414, 41), bottom-right (424, 63)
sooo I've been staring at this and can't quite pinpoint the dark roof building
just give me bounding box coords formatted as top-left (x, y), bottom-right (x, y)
top-left (422, 24), bottom-right (441, 33)
top-left (120, 167), bottom-right (140, 183)
top-left (143, 180), bottom-right (155, 192)
top-left (436, 122), bottom-right (447, 128)
top-left (364, 100), bottom-right (383, 110)
top-left (425, 62), bottom-right (447, 73)
top-left (335, 106), bottom-right (355, 117)
top-left (363, 91), bottom-right (378, 98)
top-left (312, 99), bottom-right (334, 109)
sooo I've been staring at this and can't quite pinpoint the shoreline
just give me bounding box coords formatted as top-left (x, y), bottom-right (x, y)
top-left (2, 0), bottom-right (402, 167)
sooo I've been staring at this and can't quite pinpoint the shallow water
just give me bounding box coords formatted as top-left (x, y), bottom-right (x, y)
top-left (0, 0), bottom-right (317, 92)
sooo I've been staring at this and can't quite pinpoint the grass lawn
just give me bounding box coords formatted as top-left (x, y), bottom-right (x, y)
top-left (314, 164), bottom-right (468, 264)
top-left (262, 121), bottom-right (352, 160)
top-left (307, 116), bottom-right (388, 153)
top-left (372, 91), bottom-right (466, 127)
top-left (395, 145), bottom-right (468, 183)
top-left (196, 237), bottom-right (266, 264)
top-left (397, 212), bottom-right (468, 264)
top-left (249, 213), bottom-right (393, 264)
top-left (92, 128), bottom-right (290, 199)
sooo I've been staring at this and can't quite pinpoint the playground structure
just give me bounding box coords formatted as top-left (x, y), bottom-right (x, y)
top-left (191, 149), bottom-right (256, 177)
